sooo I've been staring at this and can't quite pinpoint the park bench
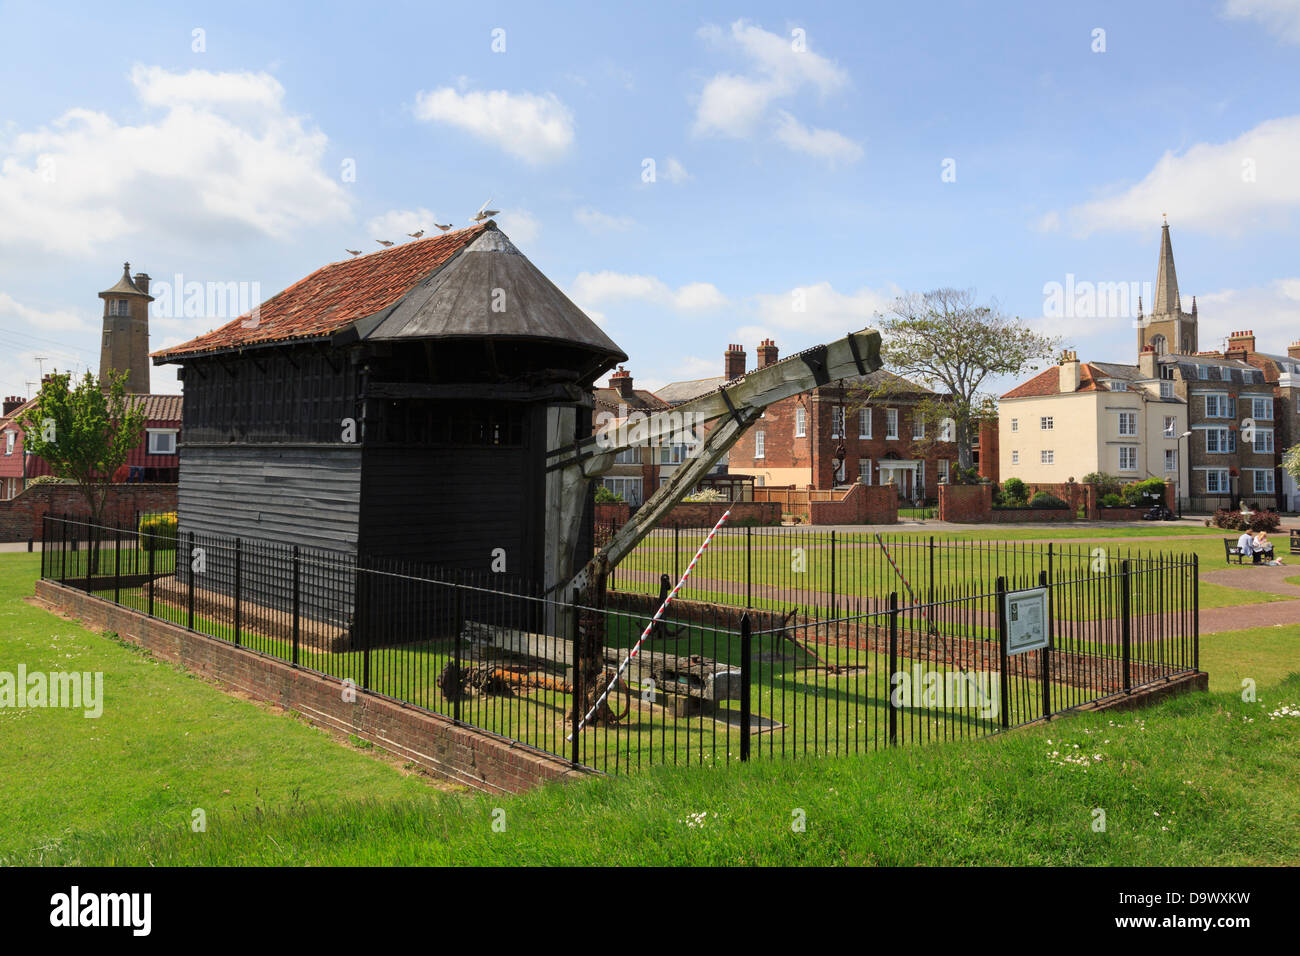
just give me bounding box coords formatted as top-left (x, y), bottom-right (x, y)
top-left (1291, 529), bottom-right (1300, 555)
top-left (1223, 538), bottom-right (1247, 565)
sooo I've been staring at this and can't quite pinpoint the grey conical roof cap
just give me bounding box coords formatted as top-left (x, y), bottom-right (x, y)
top-left (361, 226), bottom-right (626, 360)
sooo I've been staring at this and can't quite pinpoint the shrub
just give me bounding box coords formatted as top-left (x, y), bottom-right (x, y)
top-left (1122, 477), bottom-right (1166, 507)
top-left (1029, 491), bottom-right (1068, 509)
top-left (1213, 509), bottom-right (1282, 533)
top-left (594, 485), bottom-right (624, 504)
top-left (1100, 493), bottom-right (1124, 508)
top-left (28, 474), bottom-right (75, 486)
top-left (683, 488), bottom-right (727, 502)
top-left (1082, 472), bottom-right (1123, 498)
top-left (1001, 477), bottom-right (1027, 501)
top-left (138, 512), bottom-right (178, 552)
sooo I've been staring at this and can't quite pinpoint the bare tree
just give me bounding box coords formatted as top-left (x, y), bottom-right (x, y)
top-left (854, 288), bottom-right (1060, 480)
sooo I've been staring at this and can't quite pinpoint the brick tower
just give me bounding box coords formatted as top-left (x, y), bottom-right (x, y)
top-left (97, 262), bottom-right (153, 393)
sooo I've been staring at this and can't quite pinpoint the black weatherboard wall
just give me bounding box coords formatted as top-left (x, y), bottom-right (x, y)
top-left (159, 224), bottom-right (626, 645)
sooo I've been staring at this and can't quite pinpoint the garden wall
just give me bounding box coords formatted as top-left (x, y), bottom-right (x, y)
top-left (34, 579), bottom-right (584, 795)
top-left (990, 507), bottom-right (1075, 523)
top-left (0, 483), bottom-right (177, 542)
top-left (661, 500), bottom-right (781, 527)
top-left (937, 483), bottom-right (992, 522)
top-left (809, 482), bottom-right (898, 525)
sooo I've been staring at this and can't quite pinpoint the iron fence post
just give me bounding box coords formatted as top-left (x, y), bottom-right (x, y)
top-left (674, 525), bottom-right (680, 583)
top-left (147, 536), bottom-right (155, 617)
top-left (740, 612), bottom-right (752, 762)
top-left (113, 521), bottom-right (121, 605)
top-left (830, 530), bottom-right (837, 620)
top-left (60, 515), bottom-right (67, 585)
top-left (1038, 568), bottom-right (1051, 721)
top-left (1192, 554), bottom-right (1199, 673)
top-left (453, 569), bottom-right (464, 725)
top-left (928, 535), bottom-right (935, 608)
top-left (292, 545), bottom-right (301, 666)
top-left (888, 591), bottom-right (898, 746)
top-left (996, 576), bottom-right (1010, 730)
top-left (570, 587), bottom-right (581, 769)
top-left (745, 525), bottom-right (752, 608)
top-left (1121, 558), bottom-right (1131, 693)
top-left (361, 557), bottom-right (370, 691)
top-left (187, 531), bottom-right (196, 631)
top-left (233, 537), bottom-right (242, 647)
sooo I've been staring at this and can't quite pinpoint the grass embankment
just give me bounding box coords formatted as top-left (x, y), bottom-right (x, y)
top-left (5, 549), bottom-right (1297, 866)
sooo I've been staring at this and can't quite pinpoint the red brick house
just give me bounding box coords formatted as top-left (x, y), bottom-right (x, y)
top-left (591, 366), bottom-right (668, 505)
top-left (659, 340), bottom-right (958, 500)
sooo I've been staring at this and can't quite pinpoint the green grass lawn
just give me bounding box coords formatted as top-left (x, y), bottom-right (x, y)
top-left (0, 552), bottom-right (442, 863)
top-left (6, 548), bottom-right (1298, 866)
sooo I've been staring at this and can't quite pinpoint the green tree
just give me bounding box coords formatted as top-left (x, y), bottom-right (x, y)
top-left (1284, 444), bottom-right (1300, 488)
top-left (855, 288), bottom-right (1060, 476)
top-left (17, 370), bottom-right (147, 534)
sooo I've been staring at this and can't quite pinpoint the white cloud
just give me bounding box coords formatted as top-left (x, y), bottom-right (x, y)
top-left (0, 64), bottom-right (351, 256)
top-left (0, 292), bottom-right (92, 333)
top-left (751, 281), bottom-right (897, 334)
top-left (1196, 278), bottom-right (1300, 347)
top-left (574, 207), bottom-right (636, 233)
top-left (570, 270), bottom-right (727, 311)
top-left (413, 87), bottom-right (574, 164)
top-left (1222, 0), bottom-right (1300, 43)
top-left (663, 157), bottom-right (691, 184)
top-left (496, 209), bottom-right (540, 246)
top-left (1034, 210), bottom-right (1062, 233)
top-left (692, 19), bottom-right (857, 158)
top-left (773, 111), bottom-right (863, 165)
top-left (1068, 115), bottom-right (1300, 235)
top-left (365, 207), bottom-right (442, 240)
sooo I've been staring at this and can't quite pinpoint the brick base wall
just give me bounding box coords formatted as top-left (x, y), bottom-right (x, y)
top-left (990, 507), bottom-right (1075, 523)
top-left (810, 482), bottom-right (898, 524)
top-left (937, 484), bottom-right (992, 522)
top-left (0, 484), bottom-right (177, 542)
top-left (34, 580), bottom-right (586, 794)
top-left (662, 500), bottom-right (781, 527)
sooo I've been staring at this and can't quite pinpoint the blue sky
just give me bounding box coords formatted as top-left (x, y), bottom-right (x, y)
top-left (1, 0), bottom-right (1298, 401)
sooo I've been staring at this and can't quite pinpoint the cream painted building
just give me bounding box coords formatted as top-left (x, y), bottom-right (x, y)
top-left (999, 350), bottom-right (1189, 495)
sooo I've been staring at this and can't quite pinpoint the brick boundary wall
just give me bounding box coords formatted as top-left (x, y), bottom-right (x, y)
top-left (0, 483), bottom-right (177, 542)
top-left (937, 483), bottom-right (992, 522)
top-left (594, 501), bottom-right (630, 526)
top-left (661, 500), bottom-right (781, 527)
top-left (34, 580), bottom-right (587, 795)
top-left (990, 507), bottom-right (1075, 523)
top-left (810, 482), bottom-right (898, 525)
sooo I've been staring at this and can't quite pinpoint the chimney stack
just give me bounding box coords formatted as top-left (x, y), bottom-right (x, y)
top-left (724, 343), bottom-right (746, 381)
top-left (1138, 344), bottom-right (1156, 380)
top-left (1059, 350), bottom-right (1080, 393)
top-left (1226, 329), bottom-right (1255, 358)
top-left (1288, 340), bottom-right (1300, 361)
top-left (609, 366), bottom-right (635, 401)
top-left (756, 338), bottom-right (779, 368)
top-left (2, 396), bottom-right (25, 416)
top-left (133, 272), bottom-right (151, 295)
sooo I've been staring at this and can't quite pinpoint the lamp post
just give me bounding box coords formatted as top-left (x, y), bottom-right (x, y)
top-left (1177, 431), bottom-right (1192, 519)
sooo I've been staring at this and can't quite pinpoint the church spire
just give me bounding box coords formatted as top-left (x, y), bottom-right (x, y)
top-left (1152, 216), bottom-right (1181, 316)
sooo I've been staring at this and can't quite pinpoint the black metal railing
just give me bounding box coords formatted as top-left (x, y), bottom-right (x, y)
top-left (40, 515), bottom-right (1199, 775)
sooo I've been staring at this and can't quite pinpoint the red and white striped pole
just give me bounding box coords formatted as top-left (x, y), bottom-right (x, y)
top-left (569, 508), bottom-right (731, 739)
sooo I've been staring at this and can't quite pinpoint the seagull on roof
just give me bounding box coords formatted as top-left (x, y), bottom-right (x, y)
top-left (472, 198), bottom-right (499, 222)
top-left (376, 239), bottom-right (395, 247)
top-left (407, 230), bottom-right (424, 239)
top-left (434, 222), bottom-right (452, 232)
top-left (345, 249), bottom-right (362, 256)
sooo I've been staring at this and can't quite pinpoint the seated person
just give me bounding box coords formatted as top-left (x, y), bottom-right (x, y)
top-left (1253, 531), bottom-right (1274, 561)
top-left (1237, 530), bottom-right (1260, 564)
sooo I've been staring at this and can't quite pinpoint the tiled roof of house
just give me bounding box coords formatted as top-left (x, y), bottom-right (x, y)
top-left (655, 376), bottom-right (727, 406)
top-left (1001, 363), bottom-right (1111, 399)
top-left (154, 224), bottom-right (492, 360)
top-left (593, 387), bottom-right (670, 413)
top-left (0, 393), bottom-right (182, 428)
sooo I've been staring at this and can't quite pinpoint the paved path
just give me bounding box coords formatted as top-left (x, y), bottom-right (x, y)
top-left (1198, 565), bottom-right (1300, 634)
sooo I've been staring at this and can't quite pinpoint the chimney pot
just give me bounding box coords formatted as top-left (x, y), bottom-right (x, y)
top-left (725, 343), bottom-right (746, 380)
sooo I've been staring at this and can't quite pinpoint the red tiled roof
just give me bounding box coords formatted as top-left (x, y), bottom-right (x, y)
top-left (593, 387), bottom-right (671, 413)
top-left (154, 224), bottom-right (490, 361)
top-left (1001, 363), bottom-right (1107, 399)
top-left (0, 393), bottom-right (182, 427)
